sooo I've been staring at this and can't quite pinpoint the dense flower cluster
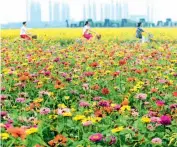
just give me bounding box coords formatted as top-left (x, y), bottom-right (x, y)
top-left (1, 28), bottom-right (177, 146)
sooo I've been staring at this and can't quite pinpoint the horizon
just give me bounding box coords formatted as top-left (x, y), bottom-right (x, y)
top-left (0, 0), bottom-right (177, 24)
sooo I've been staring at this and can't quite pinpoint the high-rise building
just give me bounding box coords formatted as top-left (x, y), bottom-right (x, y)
top-left (30, 0), bottom-right (41, 23)
top-left (100, 4), bottom-right (104, 21)
top-left (104, 3), bottom-right (111, 19)
top-left (61, 2), bottom-right (70, 21)
top-left (122, 2), bottom-right (129, 19)
top-left (92, 2), bottom-right (96, 21)
top-left (83, 4), bottom-right (86, 20)
top-left (49, 0), bottom-right (52, 22)
top-left (26, 0), bottom-right (30, 21)
top-left (147, 5), bottom-right (154, 22)
top-left (115, 0), bottom-right (122, 20)
top-left (88, 0), bottom-right (92, 19)
top-left (147, 0), bottom-right (154, 22)
top-left (53, 3), bottom-right (60, 22)
top-left (111, 0), bottom-right (115, 20)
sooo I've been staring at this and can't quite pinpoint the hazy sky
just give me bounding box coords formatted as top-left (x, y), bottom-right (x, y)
top-left (0, 0), bottom-right (177, 24)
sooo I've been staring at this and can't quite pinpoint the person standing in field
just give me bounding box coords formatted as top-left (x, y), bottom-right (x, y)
top-left (20, 22), bottom-right (32, 40)
top-left (83, 21), bottom-right (97, 40)
top-left (136, 22), bottom-right (145, 40)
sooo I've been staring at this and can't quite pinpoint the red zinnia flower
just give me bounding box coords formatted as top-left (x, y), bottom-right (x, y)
top-left (101, 88), bottom-right (110, 95)
top-left (119, 59), bottom-right (126, 66)
top-left (173, 92), bottom-right (177, 97)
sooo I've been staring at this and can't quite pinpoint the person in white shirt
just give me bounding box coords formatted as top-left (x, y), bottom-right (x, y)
top-left (20, 22), bottom-right (31, 40)
top-left (83, 21), bottom-right (97, 40)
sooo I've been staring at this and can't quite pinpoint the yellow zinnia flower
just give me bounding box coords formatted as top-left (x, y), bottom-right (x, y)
top-left (0, 133), bottom-right (9, 140)
top-left (63, 112), bottom-right (72, 117)
top-left (111, 126), bottom-right (124, 133)
top-left (141, 116), bottom-right (151, 123)
top-left (73, 115), bottom-right (86, 121)
top-left (26, 128), bottom-right (38, 135)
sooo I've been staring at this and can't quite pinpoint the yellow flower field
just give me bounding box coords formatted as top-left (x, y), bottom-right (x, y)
top-left (1, 28), bottom-right (177, 41)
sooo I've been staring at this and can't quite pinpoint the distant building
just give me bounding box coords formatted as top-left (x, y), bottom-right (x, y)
top-left (122, 2), bottom-right (129, 19)
top-left (61, 3), bottom-right (70, 21)
top-left (147, 4), bottom-right (154, 22)
top-left (83, 4), bottom-right (86, 20)
top-left (30, 0), bottom-right (41, 23)
top-left (92, 2), bottom-right (96, 21)
top-left (130, 15), bottom-right (148, 22)
top-left (49, 0), bottom-right (52, 22)
top-left (115, 0), bottom-right (122, 20)
top-left (100, 4), bottom-right (104, 21)
top-left (53, 3), bottom-right (60, 22)
top-left (104, 3), bottom-right (111, 19)
top-left (111, 0), bottom-right (115, 20)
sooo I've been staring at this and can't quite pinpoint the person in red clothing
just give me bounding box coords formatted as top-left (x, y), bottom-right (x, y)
top-left (20, 22), bottom-right (31, 40)
top-left (83, 21), bottom-right (97, 40)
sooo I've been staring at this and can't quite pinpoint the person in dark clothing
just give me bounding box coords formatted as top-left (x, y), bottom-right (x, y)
top-left (136, 22), bottom-right (144, 39)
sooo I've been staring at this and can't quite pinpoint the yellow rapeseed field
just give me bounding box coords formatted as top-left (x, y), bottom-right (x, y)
top-left (1, 28), bottom-right (177, 41)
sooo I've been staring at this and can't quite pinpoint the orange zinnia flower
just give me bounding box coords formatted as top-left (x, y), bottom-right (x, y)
top-left (48, 134), bottom-right (67, 146)
top-left (7, 127), bottom-right (26, 140)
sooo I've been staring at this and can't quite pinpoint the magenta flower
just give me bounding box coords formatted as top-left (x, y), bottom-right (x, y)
top-left (1, 111), bottom-right (7, 117)
top-left (151, 138), bottom-right (162, 144)
top-left (98, 100), bottom-right (110, 107)
top-left (135, 93), bottom-right (147, 100)
top-left (104, 136), bottom-right (117, 145)
top-left (44, 71), bottom-right (51, 76)
top-left (40, 107), bottom-right (51, 115)
top-left (53, 57), bottom-right (60, 62)
top-left (0, 94), bottom-right (7, 101)
top-left (156, 100), bottom-right (165, 107)
top-left (160, 115), bottom-right (171, 125)
top-left (16, 97), bottom-right (26, 103)
top-left (170, 103), bottom-right (177, 109)
top-left (89, 133), bottom-right (103, 142)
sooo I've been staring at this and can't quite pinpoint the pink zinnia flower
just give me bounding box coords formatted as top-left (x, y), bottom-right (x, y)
top-left (113, 104), bottom-right (121, 111)
top-left (79, 101), bottom-right (90, 107)
top-left (16, 97), bottom-right (26, 103)
top-left (40, 107), bottom-right (51, 115)
top-left (93, 96), bottom-right (102, 101)
top-left (82, 83), bottom-right (89, 90)
top-left (156, 100), bottom-right (165, 107)
top-left (89, 133), bottom-right (103, 142)
top-left (0, 94), bottom-right (7, 101)
top-left (135, 93), bottom-right (147, 100)
top-left (151, 138), bottom-right (162, 144)
top-left (150, 117), bottom-right (160, 123)
top-left (158, 79), bottom-right (166, 84)
top-left (82, 121), bottom-right (92, 126)
top-left (160, 115), bottom-right (171, 125)
top-left (57, 108), bottom-right (70, 115)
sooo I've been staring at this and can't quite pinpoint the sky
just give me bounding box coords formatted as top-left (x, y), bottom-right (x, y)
top-left (0, 0), bottom-right (177, 24)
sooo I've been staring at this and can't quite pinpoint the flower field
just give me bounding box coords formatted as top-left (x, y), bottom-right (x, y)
top-left (1, 28), bottom-right (177, 147)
